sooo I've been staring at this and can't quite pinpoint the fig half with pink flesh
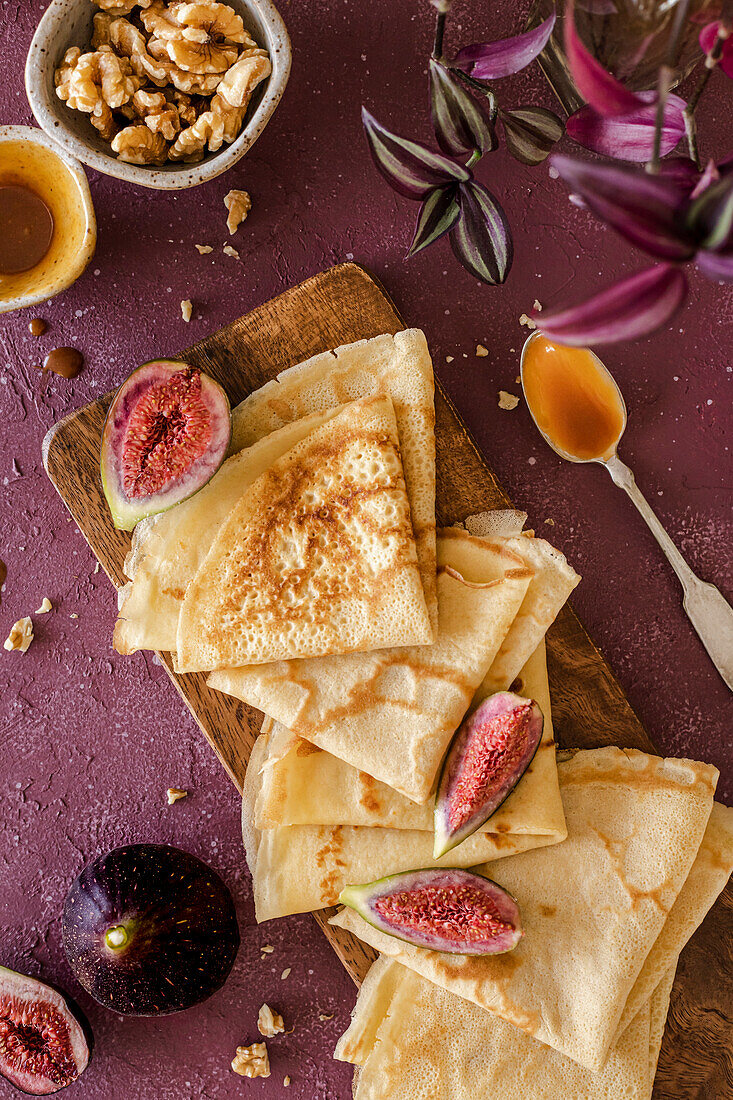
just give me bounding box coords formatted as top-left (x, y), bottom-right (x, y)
top-left (434, 692), bottom-right (544, 858)
top-left (100, 359), bottom-right (231, 531)
top-left (0, 965), bottom-right (90, 1094)
top-left (339, 868), bottom-right (522, 955)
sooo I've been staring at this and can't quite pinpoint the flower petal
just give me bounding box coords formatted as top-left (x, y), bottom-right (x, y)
top-left (429, 59), bottom-right (497, 156)
top-left (407, 186), bottom-right (461, 257)
top-left (700, 22), bottom-right (733, 79)
top-left (535, 263), bottom-right (688, 344)
top-left (454, 12), bottom-right (556, 80)
top-left (696, 249), bottom-right (733, 282)
top-left (500, 106), bottom-right (564, 165)
top-left (564, 0), bottom-right (647, 116)
top-left (687, 175), bottom-right (733, 250)
top-left (362, 107), bottom-right (471, 200)
top-left (449, 181), bottom-right (513, 284)
top-left (566, 92), bottom-right (685, 162)
top-left (551, 154), bottom-right (696, 260)
top-left (658, 156), bottom-right (707, 197)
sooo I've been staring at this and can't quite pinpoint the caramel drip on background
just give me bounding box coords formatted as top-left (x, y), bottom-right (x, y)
top-left (29, 318), bottom-right (47, 336)
top-left (41, 348), bottom-right (84, 379)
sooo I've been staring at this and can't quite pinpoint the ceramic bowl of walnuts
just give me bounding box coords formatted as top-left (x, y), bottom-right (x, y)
top-left (25, 0), bottom-right (291, 190)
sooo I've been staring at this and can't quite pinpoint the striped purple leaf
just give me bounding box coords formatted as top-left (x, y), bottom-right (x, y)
top-left (429, 59), bottom-right (496, 157)
top-left (362, 107), bottom-right (470, 200)
top-left (500, 106), bottom-right (564, 166)
top-left (449, 181), bottom-right (513, 284)
top-left (407, 185), bottom-right (461, 257)
top-left (535, 263), bottom-right (688, 344)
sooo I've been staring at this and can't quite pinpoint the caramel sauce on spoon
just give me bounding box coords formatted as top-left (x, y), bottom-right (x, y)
top-left (521, 335), bottom-right (626, 462)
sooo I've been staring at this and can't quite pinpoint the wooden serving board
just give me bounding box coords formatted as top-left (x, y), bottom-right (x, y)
top-left (44, 263), bottom-right (730, 1097)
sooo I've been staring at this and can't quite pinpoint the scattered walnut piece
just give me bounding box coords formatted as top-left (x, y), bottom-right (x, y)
top-left (111, 124), bottom-right (168, 164)
top-left (519, 313), bottom-right (537, 329)
top-left (544, 517), bottom-right (555, 526)
top-left (166, 787), bottom-right (188, 804)
top-left (280, 967), bottom-right (291, 980)
top-left (231, 1043), bottom-right (270, 1079)
top-left (498, 391), bottom-right (520, 411)
top-left (283, 1076), bottom-right (291, 1087)
top-left (445, 355), bottom-right (454, 363)
top-left (69, 613), bottom-right (79, 619)
top-left (224, 188), bottom-right (251, 234)
top-left (36, 597), bottom-right (53, 614)
top-left (4, 617), bottom-right (34, 653)
top-left (195, 243), bottom-right (213, 253)
top-left (222, 244), bottom-right (239, 258)
top-left (257, 1004), bottom-right (284, 1037)
top-left (533, 298), bottom-right (543, 311)
top-left (260, 944), bottom-right (274, 956)
top-left (180, 298), bottom-right (193, 321)
top-left (475, 343), bottom-right (488, 357)
top-left (319, 1013), bottom-right (334, 1022)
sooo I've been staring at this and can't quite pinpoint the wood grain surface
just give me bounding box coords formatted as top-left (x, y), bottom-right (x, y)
top-left (43, 263), bottom-right (730, 1098)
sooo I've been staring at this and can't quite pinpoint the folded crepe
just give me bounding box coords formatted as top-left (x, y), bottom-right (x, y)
top-left (252, 640), bottom-right (565, 844)
top-left (241, 641), bottom-right (568, 921)
top-left (332, 748), bottom-right (731, 1072)
top-left (176, 394), bottom-right (433, 672)
top-left (231, 329), bottom-right (438, 630)
top-left (210, 527), bottom-right (578, 800)
top-left (335, 955), bottom-right (677, 1100)
top-left (115, 328), bottom-right (436, 655)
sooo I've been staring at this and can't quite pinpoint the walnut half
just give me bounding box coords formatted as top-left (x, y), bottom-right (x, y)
top-left (231, 1043), bottom-right (270, 1079)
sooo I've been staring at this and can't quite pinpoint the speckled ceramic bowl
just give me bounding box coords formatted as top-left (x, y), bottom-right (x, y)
top-left (0, 125), bottom-right (96, 314)
top-left (25, 0), bottom-right (291, 191)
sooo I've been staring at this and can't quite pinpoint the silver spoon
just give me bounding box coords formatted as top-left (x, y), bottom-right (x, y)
top-left (520, 331), bottom-right (733, 691)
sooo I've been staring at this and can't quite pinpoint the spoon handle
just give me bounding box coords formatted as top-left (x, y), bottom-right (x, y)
top-left (604, 454), bottom-right (733, 691)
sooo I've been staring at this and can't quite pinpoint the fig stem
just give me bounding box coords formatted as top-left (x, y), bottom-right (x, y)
top-left (105, 925), bottom-right (129, 950)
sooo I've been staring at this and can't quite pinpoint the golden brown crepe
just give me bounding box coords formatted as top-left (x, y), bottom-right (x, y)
top-left (251, 641), bottom-right (565, 845)
top-left (176, 394), bottom-right (433, 672)
top-left (335, 956), bottom-right (677, 1100)
top-left (332, 748), bottom-right (728, 1072)
top-left (210, 528), bottom-right (578, 800)
top-left (115, 328), bottom-right (437, 654)
top-left (231, 328), bottom-right (438, 629)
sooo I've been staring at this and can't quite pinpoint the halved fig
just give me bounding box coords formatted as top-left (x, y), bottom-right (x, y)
top-left (339, 868), bottom-right (522, 955)
top-left (434, 692), bottom-right (543, 858)
top-left (100, 360), bottom-right (231, 530)
top-left (0, 965), bottom-right (90, 1094)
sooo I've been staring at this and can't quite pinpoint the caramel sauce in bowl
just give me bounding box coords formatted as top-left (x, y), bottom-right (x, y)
top-left (520, 333), bottom-right (627, 463)
top-left (0, 126), bottom-right (96, 315)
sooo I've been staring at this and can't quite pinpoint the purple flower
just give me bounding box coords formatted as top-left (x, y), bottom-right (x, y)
top-left (700, 21), bottom-right (733, 78)
top-left (534, 154), bottom-right (733, 344)
top-left (454, 13), bottom-right (556, 80)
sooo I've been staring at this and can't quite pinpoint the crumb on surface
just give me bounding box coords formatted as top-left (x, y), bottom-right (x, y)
top-left (224, 189), bottom-right (252, 234)
top-left (180, 299), bottom-right (193, 323)
top-left (4, 617), bottom-right (33, 653)
top-left (544, 517), bottom-right (555, 526)
top-left (223, 244), bottom-right (240, 258)
top-left (533, 299), bottom-right (543, 311)
top-left (498, 391), bottom-right (520, 411)
top-left (195, 244), bottom-right (213, 254)
top-left (283, 1076), bottom-right (291, 1087)
top-left (280, 968), bottom-right (291, 980)
top-left (166, 787), bottom-right (188, 805)
top-left (36, 597), bottom-right (53, 614)
top-left (69, 613), bottom-right (78, 619)
top-left (519, 314), bottom-right (536, 329)
top-left (93, 562), bottom-right (100, 574)
top-left (515, 375), bottom-right (521, 384)
top-left (231, 1043), bottom-right (270, 1079)
top-left (261, 944), bottom-right (274, 955)
top-left (475, 343), bottom-right (488, 357)
top-left (257, 1004), bottom-right (284, 1037)
top-left (445, 355), bottom-right (454, 363)
top-left (319, 1013), bottom-right (334, 1021)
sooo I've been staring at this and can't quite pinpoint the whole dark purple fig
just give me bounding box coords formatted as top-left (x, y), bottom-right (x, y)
top-left (339, 868), bottom-right (522, 955)
top-left (62, 845), bottom-right (240, 1016)
top-left (100, 359), bottom-right (231, 530)
top-left (434, 692), bottom-right (544, 858)
top-left (0, 965), bottom-right (90, 1094)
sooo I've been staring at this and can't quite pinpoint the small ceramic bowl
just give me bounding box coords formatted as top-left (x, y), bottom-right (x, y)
top-left (25, 0), bottom-right (291, 191)
top-left (0, 125), bottom-right (96, 314)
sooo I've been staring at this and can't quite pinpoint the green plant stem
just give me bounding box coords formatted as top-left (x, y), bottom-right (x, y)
top-left (683, 12), bottom-right (732, 166)
top-left (466, 149), bottom-right (482, 168)
top-left (433, 8), bottom-right (447, 59)
top-left (646, 0), bottom-right (692, 174)
top-left (452, 67), bottom-right (498, 122)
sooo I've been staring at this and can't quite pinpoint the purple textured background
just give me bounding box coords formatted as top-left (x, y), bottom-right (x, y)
top-left (1, 1), bottom-right (731, 1097)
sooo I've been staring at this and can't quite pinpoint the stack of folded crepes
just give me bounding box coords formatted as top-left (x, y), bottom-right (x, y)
top-left (332, 748), bottom-right (733, 1099)
top-left (111, 328), bottom-right (730, 1095)
top-left (114, 329), bottom-right (581, 919)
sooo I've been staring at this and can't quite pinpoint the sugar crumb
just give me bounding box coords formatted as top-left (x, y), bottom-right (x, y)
top-left (166, 787), bottom-right (188, 805)
top-left (36, 597), bottom-right (53, 614)
top-left (195, 244), bottom-right (213, 254)
top-left (180, 299), bottom-right (193, 323)
top-left (475, 343), bottom-right (488, 357)
top-left (498, 391), bottom-right (520, 411)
